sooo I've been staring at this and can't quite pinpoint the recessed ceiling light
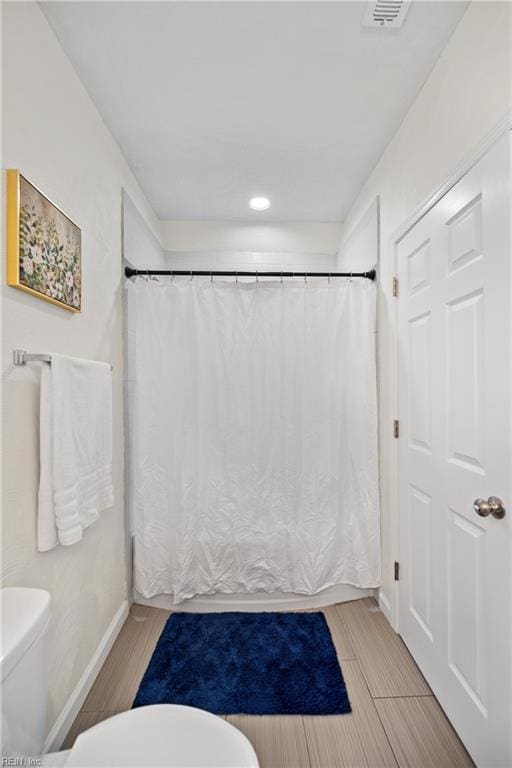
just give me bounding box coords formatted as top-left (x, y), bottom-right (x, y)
top-left (249, 196), bottom-right (270, 211)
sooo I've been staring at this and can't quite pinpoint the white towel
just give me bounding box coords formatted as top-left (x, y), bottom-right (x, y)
top-left (37, 354), bottom-right (113, 551)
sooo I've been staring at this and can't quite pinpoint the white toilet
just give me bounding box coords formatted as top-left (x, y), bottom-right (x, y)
top-left (1, 588), bottom-right (259, 767)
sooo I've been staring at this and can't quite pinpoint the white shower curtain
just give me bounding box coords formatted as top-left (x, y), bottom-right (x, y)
top-left (131, 277), bottom-right (380, 603)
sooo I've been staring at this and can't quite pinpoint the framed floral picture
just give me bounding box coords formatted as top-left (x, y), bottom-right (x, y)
top-left (7, 170), bottom-right (81, 312)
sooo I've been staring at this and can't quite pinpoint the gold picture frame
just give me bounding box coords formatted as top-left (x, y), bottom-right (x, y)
top-left (7, 170), bottom-right (82, 312)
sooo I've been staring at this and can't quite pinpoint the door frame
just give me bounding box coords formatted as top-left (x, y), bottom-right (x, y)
top-left (383, 112), bottom-right (511, 633)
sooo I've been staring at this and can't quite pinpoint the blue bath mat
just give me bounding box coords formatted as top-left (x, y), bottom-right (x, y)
top-left (132, 611), bottom-right (351, 715)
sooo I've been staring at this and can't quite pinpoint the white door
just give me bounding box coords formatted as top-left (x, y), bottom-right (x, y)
top-left (397, 133), bottom-right (511, 767)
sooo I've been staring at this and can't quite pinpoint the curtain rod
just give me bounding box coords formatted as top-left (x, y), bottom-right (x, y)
top-left (125, 267), bottom-right (376, 281)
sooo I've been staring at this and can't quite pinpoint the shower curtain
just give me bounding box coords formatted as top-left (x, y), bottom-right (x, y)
top-left (130, 276), bottom-right (380, 603)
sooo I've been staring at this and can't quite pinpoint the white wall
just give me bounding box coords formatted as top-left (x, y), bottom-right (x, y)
top-left (160, 220), bottom-right (341, 272)
top-left (337, 198), bottom-right (379, 272)
top-left (1, 2), bottom-right (161, 738)
top-left (162, 220), bottom-right (343, 256)
top-left (337, 1), bottom-right (511, 620)
top-left (122, 190), bottom-right (165, 270)
top-left (165, 250), bottom-right (337, 272)
top-left (162, 220), bottom-right (342, 272)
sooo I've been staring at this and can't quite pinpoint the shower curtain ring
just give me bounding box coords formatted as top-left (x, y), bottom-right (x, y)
top-left (210, 272), bottom-right (213, 283)
top-left (190, 270), bottom-right (193, 281)
top-left (304, 273), bottom-right (307, 284)
top-left (328, 273), bottom-right (331, 284)
top-left (236, 272), bottom-right (238, 284)
top-left (280, 271), bottom-right (283, 284)
top-left (256, 271), bottom-right (259, 283)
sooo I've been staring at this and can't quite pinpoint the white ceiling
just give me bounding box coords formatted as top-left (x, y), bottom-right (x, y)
top-left (41, 1), bottom-right (468, 222)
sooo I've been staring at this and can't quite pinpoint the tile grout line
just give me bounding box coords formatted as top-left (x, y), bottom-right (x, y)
top-left (300, 714), bottom-right (314, 768)
top-left (372, 695), bottom-right (476, 768)
top-left (353, 655), bottom-right (401, 768)
top-left (333, 603), bottom-right (380, 698)
top-left (333, 604), bottom-right (402, 768)
top-left (371, 694), bottom-right (405, 768)
top-left (372, 694), bottom-right (434, 700)
top-left (334, 600), bottom-right (433, 699)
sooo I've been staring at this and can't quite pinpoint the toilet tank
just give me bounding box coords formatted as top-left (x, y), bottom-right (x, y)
top-left (1, 588), bottom-right (51, 758)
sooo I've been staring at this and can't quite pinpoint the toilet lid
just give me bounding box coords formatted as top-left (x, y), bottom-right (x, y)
top-left (64, 705), bottom-right (259, 767)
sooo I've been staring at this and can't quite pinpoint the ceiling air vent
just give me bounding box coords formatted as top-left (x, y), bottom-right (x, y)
top-left (362, 0), bottom-right (411, 29)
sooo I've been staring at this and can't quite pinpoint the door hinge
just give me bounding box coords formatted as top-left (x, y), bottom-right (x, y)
top-left (393, 419), bottom-right (399, 438)
top-left (394, 561), bottom-right (400, 581)
top-left (392, 276), bottom-right (399, 297)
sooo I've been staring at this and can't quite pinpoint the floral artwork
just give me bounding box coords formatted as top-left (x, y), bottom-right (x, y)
top-left (7, 171), bottom-right (81, 312)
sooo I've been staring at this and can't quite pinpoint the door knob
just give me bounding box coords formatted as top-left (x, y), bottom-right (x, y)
top-left (473, 497), bottom-right (506, 519)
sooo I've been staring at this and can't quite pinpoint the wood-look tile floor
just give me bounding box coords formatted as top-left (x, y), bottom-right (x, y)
top-left (64, 598), bottom-right (474, 767)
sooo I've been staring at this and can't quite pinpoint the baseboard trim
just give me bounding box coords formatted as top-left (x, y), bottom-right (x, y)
top-left (379, 590), bottom-right (393, 625)
top-left (42, 599), bottom-right (129, 753)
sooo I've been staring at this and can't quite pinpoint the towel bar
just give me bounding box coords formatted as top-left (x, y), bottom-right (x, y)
top-left (13, 349), bottom-right (113, 370)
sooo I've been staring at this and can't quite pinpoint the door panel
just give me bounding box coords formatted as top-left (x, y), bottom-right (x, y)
top-left (446, 194), bottom-right (483, 273)
top-left (408, 484), bottom-right (432, 641)
top-left (446, 290), bottom-right (484, 472)
top-left (447, 509), bottom-right (487, 716)
top-left (397, 134), bottom-right (511, 767)
top-left (407, 239), bottom-right (431, 293)
top-left (408, 311), bottom-right (432, 451)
